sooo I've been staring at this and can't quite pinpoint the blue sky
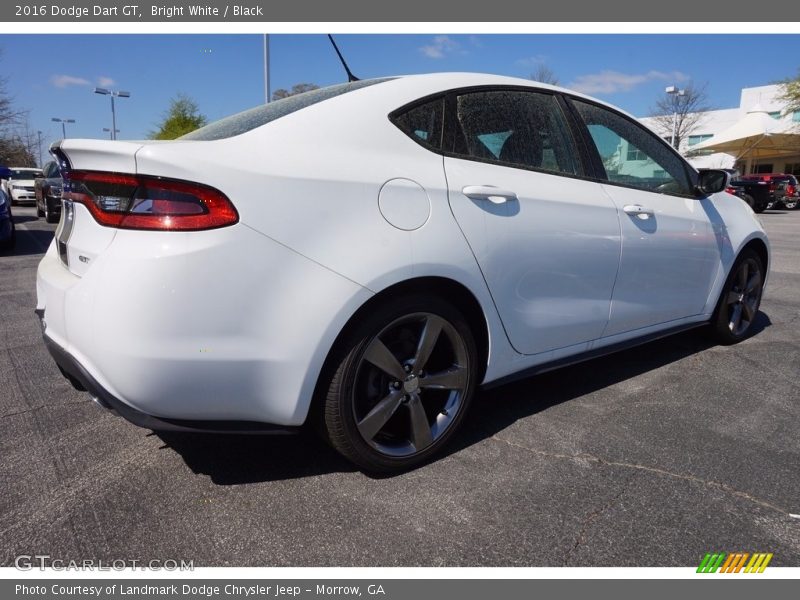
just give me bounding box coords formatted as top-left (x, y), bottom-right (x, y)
top-left (2, 34), bottom-right (799, 150)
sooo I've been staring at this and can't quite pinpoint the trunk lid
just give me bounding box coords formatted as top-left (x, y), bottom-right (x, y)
top-left (52, 139), bottom-right (145, 277)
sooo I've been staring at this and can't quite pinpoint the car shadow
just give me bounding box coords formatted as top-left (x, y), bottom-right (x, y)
top-left (12, 215), bottom-right (42, 224)
top-left (155, 430), bottom-right (357, 484)
top-left (1, 229), bottom-right (54, 257)
top-left (156, 312), bottom-right (771, 484)
top-left (446, 312), bottom-right (771, 462)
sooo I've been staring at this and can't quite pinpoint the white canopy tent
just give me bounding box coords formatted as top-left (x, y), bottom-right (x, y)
top-left (693, 104), bottom-right (800, 174)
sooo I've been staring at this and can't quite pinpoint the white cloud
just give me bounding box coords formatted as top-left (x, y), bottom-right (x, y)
top-left (515, 55), bottom-right (549, 68)
top-left (568, 70), bottom-right (689, 95)
top-left (51, 74), bottom-right (91, 88)
top-left (419, 35), bottom-right (461, 59)
top-left (97, 76), bottom-right (115, 87)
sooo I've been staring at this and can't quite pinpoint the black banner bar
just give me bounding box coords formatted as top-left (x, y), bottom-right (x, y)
top-left (1, 0), bottom-right (796, 22)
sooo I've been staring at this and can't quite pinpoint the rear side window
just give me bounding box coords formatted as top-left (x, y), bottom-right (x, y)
top-left (391, 98), bottom-right (444, 150)
top-left (181, 78), bottom-right (394, 141)
top-left (451, 90), bottom-right (579, 176)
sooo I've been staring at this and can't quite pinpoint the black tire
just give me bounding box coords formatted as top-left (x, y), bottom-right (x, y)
top-left (754, 203), bottom-right (767, 213)
top-left (710, 248), bottom-right (764, 345)
top-left (319, 293), bottom-right (478, 473)
top-left (740, 193), bottom-right (755, 210)
top-left (36, 201), bottom-right (44, 217)
top-left (45, 198), bottom-right (59, 223)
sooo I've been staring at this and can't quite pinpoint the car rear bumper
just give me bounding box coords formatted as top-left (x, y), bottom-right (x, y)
top-left (35, 224), bottom-right (373, 428)
top-left (37, 313), bottom-right (298, 434)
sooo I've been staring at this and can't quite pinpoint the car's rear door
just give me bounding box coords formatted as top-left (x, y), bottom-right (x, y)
top-left (567, 98), bottom-right (719, 336)
top-left (443, 88), bottom-right (621, 355)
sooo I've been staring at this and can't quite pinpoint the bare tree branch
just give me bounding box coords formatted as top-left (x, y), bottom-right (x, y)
top-left (530, 65), bottom-right (559, 86)
top-left (271, 83), bottom-right (319, 101)
top-left (648, 82), bottom-right (712, 150)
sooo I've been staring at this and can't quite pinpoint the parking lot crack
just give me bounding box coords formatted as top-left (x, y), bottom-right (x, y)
top-left (1, 399), bottom-right (90, 419)
top-left (490, 435), bottom-right (789, 516)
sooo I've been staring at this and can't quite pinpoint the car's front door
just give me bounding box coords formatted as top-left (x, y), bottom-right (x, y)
top-left (569, 99), bottom-right (720, 337)
top-left (443, 89), bottom-right (621, 355)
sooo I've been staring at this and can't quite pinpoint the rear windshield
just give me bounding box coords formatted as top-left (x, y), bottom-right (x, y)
top-left (181, 78), bottom-right (395, 141)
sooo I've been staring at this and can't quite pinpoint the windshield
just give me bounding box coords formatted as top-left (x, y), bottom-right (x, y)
top-left (181, 78), bottom-right (394, 141)
top-left (11, 169), bottom-right (43, 179)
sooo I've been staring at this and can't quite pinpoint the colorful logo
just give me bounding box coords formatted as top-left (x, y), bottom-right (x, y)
top-left (697, 552), bottom-right (773, 573)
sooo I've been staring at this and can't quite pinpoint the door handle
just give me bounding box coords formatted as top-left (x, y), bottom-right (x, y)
top-left (623, 204), bottom-right (654, 219)
top-left (462, 185), bottom-right (518, 204)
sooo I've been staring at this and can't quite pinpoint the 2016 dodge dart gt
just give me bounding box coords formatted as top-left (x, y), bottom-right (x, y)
top-left (36, 73), bottom-right (769, 472)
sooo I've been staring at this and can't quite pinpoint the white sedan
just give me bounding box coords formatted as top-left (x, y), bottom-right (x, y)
top-left (36, 73), bottom-right (769, 472)
top-left (6, 167), bottom-right (44, 204)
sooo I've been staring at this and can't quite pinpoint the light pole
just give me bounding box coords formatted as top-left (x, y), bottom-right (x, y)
top-left (36, 130), bottom-right (43, 166)
top-left (103, 127), bottom-right (120, 140)
top-left (94, 88), bottom-right (130, 140)
top-left (665, 85), bottom-right (686, 149)
top-left (263, 34), bottom-right (271, 103)
top-left (51, 117), bottom-right (76, 139)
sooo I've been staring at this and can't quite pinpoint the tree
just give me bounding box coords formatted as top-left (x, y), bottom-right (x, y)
top-left (0, 136), bottom-right (36, 167)
top-left (649, 82), bottom-right (712, 150)
top-left (271, 83), bottom-right (319, 101)
top-left (1, 48), bottom-right (35, 165)
top-left (0, 50), bottom-right (24, 132)
top-left (778, 70), bottom-right (800, 121)
top-left (530, 64), bottom-right (559, 86)
top-left (149, 94), bottom-right (207, 140)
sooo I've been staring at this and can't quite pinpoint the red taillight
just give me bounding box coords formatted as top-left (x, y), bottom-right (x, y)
top-left (725, 187), bottom-right (736, 195)
top-left (62, 171), bottom-right (238, 231)
top-left (788, 184), bottom-right (797, 196)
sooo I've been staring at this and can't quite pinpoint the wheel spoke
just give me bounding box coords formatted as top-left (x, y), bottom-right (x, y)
top-left (419, 365), bottom-right (468, 390)
top-left (728, 303), bottom-right (743, 333)
top-left (726, 291), bottom-right (741, 305)
top-left (363, 338), bottom-right (406, 380)
top-left (737, 262), bottom-right (749, 289)
top-left (742, 298), bottom-right (756, 322)
top-left (357, 390), bottom-right (404, 441)
top-left (745, 271), bottom-right (761, 294)
top-left (413, 315), bottom-right (443, 372)
top-left (407, 394), bottom-right (433, 451)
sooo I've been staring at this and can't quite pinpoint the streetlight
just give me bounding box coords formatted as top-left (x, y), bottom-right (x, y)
top-left (102, 127), bottom-right (120, 140)
top-left (665, 85), bottom-right (686, 149)
top-left (263, 34), bottom-right (270, 104)
top-left (36, 130), bottom-right (43, 166)
top-left (51, 117), bottom-right (76, 139)
top-left (94, 87), bottom-right (130, 140)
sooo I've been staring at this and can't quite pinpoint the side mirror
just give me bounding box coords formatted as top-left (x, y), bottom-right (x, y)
top-left (695, 169), bottom-right (730, 197)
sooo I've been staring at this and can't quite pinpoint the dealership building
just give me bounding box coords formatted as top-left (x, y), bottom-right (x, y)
top-left (639, 84), bottom-right (800, 176)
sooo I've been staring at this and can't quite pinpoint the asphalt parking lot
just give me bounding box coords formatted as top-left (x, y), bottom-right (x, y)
top-left (1, 204), bottom-right (798, 567)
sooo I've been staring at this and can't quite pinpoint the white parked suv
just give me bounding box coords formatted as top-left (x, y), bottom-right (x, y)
top-left (36, 73), bottom-right (769, 472)
top-left (6, 167), bottom-right (44, 205)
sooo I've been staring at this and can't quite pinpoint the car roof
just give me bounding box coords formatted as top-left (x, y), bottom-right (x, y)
top-left (385, 72), bottom-right (637, 119)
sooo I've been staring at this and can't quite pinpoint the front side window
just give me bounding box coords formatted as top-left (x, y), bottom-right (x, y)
top-left (573, 100), bottom-right (693, 196)
top-left (452, 90), bottom-right (579, 176)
